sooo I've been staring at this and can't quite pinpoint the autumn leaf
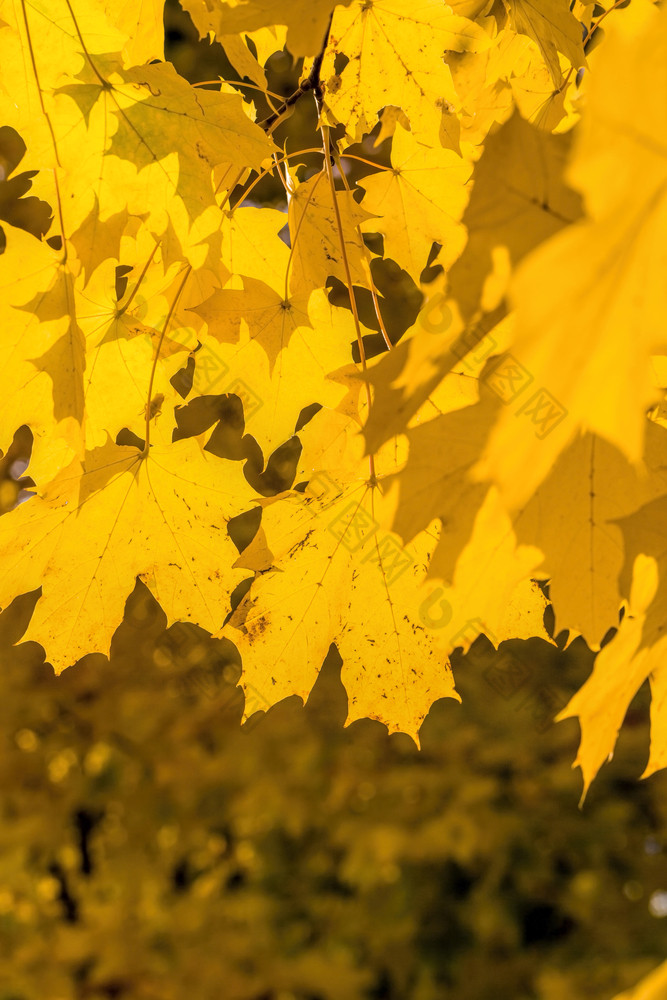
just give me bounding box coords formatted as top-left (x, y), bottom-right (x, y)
top-left (556, 554), bottom-right (664, 800)
top-left (357, 122), bottom-right (470, 283)
top-left (179, 0), bottom-right (350, 57)
top-left (287, 170), bottom-right (372, 297)
top-left (222, 404), bottom-right (460, 742)
top-left (57, 57), bottom-right (275, 228)
top-left (103, 0), bottom-right (166, 65)
top-left (501, 0), bottom-right (586, 85)
top-left (362, 110), bottom-right (582, 455)
top-left (321, 0), bottom-right (491, 145)
top-left (477, 0), bottom-right (667, 507)
top-left (0, 438), bottom-right (256, 673)
top-left (0, 225), bottom-right (85, 484)
top-left (510, 419), bottom-right (667, 649)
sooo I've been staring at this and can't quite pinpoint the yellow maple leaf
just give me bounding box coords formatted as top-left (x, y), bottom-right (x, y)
top-left (321, 0), bottom-right (490, 145)
top-left (556, 554), bottom-right (664, 801)
top-left (501, 0), bottom-right (585, 85)
top-left (57, 57), bottom-right (275, 229)
top-left (509, 45), bottom-right (581, 132)
top-left (185, 290), bottom-right (357, 458)
top-left (287, 170), bottom-right (371, 297)
top-left (423, 487), bottom-right (548, 652)
top-left (0, 225), bottom-right (85, 484)
top-left (0, 438), bottom-right (257, 673)
top-left (0, 3), bottom-right (125, 217)
top-left (381, 382), bottom-right (500, 580)
top-left (103, 0), bottom-right (166, 65)
top-left (513, 423), bottom-right (667, 649)
top-left (363, 110), bottom-right (582, 456)
top-left (477, 0), bottom-right (667, 507)
top-left (357, 122), bottom-right (470, 283)
top-left (445, 108), bottom-right (582, 322)
top-left (373, 373), bottom-right (549, 651)
top-left (221, 406), bottom-right (460, 741)
top-left (179, 0), bottom-right (350, 57)
top-left (192, 277), bottom-right (310, 369)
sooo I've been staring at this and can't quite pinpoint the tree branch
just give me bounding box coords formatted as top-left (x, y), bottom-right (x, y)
top-left (258, 11), bottom-right (334, 133)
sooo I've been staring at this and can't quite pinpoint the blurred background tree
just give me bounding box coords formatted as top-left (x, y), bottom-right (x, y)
top-left (0, 578), bottom-right (665, 1000)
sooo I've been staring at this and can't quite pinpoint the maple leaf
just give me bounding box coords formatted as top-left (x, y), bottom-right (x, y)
top-left (191, 205), bottom-right (312, 367)
top-left (192, 276), bottom-right (310, 368)
top-left (367, 371), bottom-right (549, 649)
top-left (357, 122), bottom-right (471, 283)
top-left (380, 380), bottom-right (500, 580)
top-left (501, 0), bottom-right (586, 85)
top-left (76, 259), bottom-right (186, 449)
top-left (179, 0), bottom-right (351, 57)
top-left (69, 199), bottom-right (136, 285)
top-left (0, 2), bottom-right (127, 212)
top-left (513, 423), bottom-right (667, 649)
top-left (477, 1), bottom-right (667, 507)
top-left (221, 406), bottom-right (460, 741)
top-left (57, 57), bottom-right (275, 228)
top-left (0, 225), bottom-right (85, 485)
top-left (556, 554), bottom-right (665, 800)
top-left (362, 110), bottom-right (582, 455)
top-left (445, 109), bottom-right (582, 322)
top-left (509, 42), bottom-right (580, 131)
top-left (187, 290), bottom-right (359, 459)
top-left (321, 0), bottom-right (491, 145)
top-left (0, 439), bottom-right (256, 673)
top-left (103, 0), bottom-right (166, 65)
top-left (287, 171), bottom-right (372, 297)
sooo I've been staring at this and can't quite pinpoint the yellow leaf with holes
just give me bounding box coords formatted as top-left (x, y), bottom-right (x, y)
top-left (221, 405), bottom-right (459, 741)
top-left (321, 0), bottom-right (491, 145)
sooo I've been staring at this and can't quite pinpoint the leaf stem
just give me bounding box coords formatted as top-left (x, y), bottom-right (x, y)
top-left (20, 0), bottom-right (67, 259)
top-left (116, 242), bottom-right (160, 317)
top-left (193, 79), bottom-right (286, 103)
top-left (331, 148), bottom-right (392, 351)
top-left (282, 169), bottom-right (325, 303)
top-left (142, 265), bottom-right (191, 457)
top-left (317, 116), bottom-right (377, 483)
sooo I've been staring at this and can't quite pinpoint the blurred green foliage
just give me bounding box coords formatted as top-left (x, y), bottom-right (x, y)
top-left (0, 581), bottom-right (665, 1000)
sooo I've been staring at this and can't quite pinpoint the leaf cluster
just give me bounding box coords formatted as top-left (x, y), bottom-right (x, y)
top-left (0, 0), bottom-right (666, 796)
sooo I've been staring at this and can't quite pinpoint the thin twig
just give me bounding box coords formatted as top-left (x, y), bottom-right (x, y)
top-left (258, 12), bottom-right (334, 132)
